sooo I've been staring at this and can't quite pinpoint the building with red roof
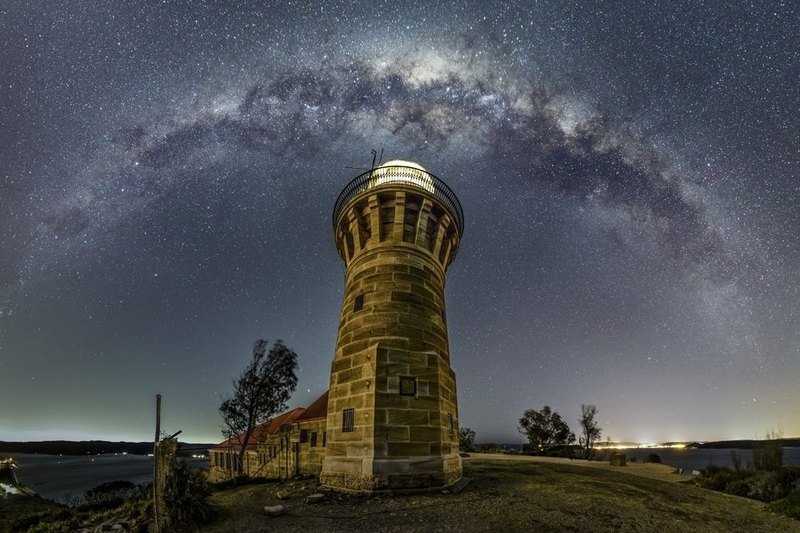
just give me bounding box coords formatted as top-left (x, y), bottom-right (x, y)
top-left (208, 391), bottom-right (328, 481)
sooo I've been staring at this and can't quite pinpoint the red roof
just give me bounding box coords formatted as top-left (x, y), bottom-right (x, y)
top-left (296, 391), bottom-right (329, 421)
top-left (209, 390), bottom-right (329, 451)
top-left (210, 408), bottom-right (305, 451)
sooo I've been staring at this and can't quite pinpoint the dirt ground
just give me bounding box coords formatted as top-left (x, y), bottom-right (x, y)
top-left (202, 455), bottom-right (800, 532)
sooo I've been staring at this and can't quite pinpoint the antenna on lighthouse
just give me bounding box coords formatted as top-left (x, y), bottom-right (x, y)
top-left (346, 148), bottom-right (385, 173)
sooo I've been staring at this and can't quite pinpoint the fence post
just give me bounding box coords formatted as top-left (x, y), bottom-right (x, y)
top-left (153, 394), bottom-right (161, 533)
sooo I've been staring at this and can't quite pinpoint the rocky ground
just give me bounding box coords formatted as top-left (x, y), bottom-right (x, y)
top-left (202, 455), bottom-right (800, 532)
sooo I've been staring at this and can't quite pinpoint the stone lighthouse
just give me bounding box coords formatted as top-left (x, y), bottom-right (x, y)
top-left (320, 160), bottom-right (464, 491)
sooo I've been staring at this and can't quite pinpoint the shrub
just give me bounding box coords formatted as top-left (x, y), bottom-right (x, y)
top-left (774, 466), bottom-right (800, 498)
top-left (696, 466), bottom-right (739, 492)
top-left (724, 478), bottom-right (751, 497)
top-left (79, 479), bottom-right (139, 510)
top-left (609, 453), bottom-right (626, 466)
top-left (646, 453), bottom-right (661, 464)
top-left (748, 471), bottom-right (781, 502)
top-left (8, 507), bottom-right (73, 531)
top-left (768, 491), bottom-right (800, 520)
top-left (752, 433), bottom-right (783, 472)
top-left (163, 461), bottom-right (214, 528)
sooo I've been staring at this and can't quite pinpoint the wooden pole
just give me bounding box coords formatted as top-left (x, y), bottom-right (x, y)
top-left (153, 394), bottom-right (161, 533)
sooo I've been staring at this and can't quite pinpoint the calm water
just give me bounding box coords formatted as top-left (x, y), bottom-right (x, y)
top-left (7, 453), bottom-right (207, 503)
top-left (619, 447), bottom-right (800, 472)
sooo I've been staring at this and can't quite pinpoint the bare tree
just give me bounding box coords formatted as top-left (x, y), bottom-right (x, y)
top-left (518, 405), bottom-right (575, 453)
top-left (219, 339), bottom-right (298, 474)
top-left (752, 430), bottom-right (783, 472)
top-left (578, 404), bottom-right (601, 460)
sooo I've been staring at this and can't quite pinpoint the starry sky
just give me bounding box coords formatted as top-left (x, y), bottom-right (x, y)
top-left (1, 1), bottom-right (798, 444)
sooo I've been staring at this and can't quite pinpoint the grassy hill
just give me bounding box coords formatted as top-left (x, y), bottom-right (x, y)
top-left (202, 455), bottom-right (800, 532)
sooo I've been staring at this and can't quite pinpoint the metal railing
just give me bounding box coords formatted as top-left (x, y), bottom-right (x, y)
top-left (332, 165), bottom-right (464, 236)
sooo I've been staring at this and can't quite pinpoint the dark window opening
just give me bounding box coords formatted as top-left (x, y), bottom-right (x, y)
top-left (322, 431), bottom-right (327, 447)
top-left (353, 294), bottom-right (365, 312)
top-left (399, 376), bottom-right (417, 396)
top-left (343, 408), bottom-right (355, 432)
top-left (344, 229), bottom-right (354, 259)
top-left (447, 413), bottom-right (454, 434)
top-left (300, 429), bottom-right (309, 443)
top-left (310, 432), bottom-right (318, 447)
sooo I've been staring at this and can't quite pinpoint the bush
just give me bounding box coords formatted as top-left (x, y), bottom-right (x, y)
top-left (79, 479), bottom-right (140, 510)
top-left (747, 471), bottom-right (781, 502)
top-left (774, 466), bottom-right (800, 498)
top-left (163, 461), bottom-right (214, 528)
top-left (609, 453), bottom-right (626, 466)
top-left (768, 491), bottom-right (800, 520)
top-left (752, 434), bottom-right (783, 472)
top-left (696, 466), bottom-right (740, 492)
top-left (8, 507), bottom-right (73, 531)
top-left (724, 478), bottom-right (751, 497)
top-left (646, 453), bottom-right (661, 464)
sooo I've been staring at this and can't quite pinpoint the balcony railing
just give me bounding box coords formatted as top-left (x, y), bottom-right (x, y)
top-left (333, 165), bottom-right (464, 237)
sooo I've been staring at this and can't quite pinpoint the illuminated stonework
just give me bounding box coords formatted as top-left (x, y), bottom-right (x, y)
top-left (321, 161), bottom-right (464, 491)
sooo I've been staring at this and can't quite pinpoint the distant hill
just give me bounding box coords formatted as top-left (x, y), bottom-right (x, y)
top-left (0, 441), bottom-right (215, 456)
top-left (690, 438), bottom-right (800, 449)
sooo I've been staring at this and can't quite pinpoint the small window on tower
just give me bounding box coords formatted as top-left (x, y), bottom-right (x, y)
top-left (399, 376), bottom-right (417, 396)
top-left (447, 413), bottom-right (454, 434)
top-left (353, 294), bottom-right (365, 312)
top-left (342, 408), bottom-right (355, 432)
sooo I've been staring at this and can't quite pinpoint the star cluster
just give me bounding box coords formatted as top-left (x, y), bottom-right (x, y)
top-left (1, 1), bottom-right (798, 443)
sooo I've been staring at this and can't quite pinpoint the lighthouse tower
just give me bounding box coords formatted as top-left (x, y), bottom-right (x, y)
top-left (320, 160), bottom-right (464, 491)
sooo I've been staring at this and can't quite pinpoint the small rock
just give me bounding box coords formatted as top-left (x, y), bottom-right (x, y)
top-left (111, 524), bottom-right (126, 531)
top-left (276, 490), bottom-right (291, 500)
top-left (691, 470), bottom-right (702, 476)
top-left (306, 493), bottom-right (325, 504)
top-left (264, 504), bottom-right (284, 516)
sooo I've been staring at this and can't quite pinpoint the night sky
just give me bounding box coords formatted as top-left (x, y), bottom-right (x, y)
top-left (1, 2), bottom-right (798, 444)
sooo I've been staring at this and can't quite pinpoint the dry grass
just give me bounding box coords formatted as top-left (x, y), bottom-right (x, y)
top-left (201, 456), bottom-right (800, 532)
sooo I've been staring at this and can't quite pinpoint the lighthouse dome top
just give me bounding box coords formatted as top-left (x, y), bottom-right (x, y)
top-left (333, 159), bottom-right (464, 237)
top-left (369, 160), bottom-right (434, 193)
top-left (378, 159), bottom-right (426, 171)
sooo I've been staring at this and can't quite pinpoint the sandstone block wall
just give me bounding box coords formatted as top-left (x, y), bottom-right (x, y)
top-left (322, 181), bottom-right (463, 491)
